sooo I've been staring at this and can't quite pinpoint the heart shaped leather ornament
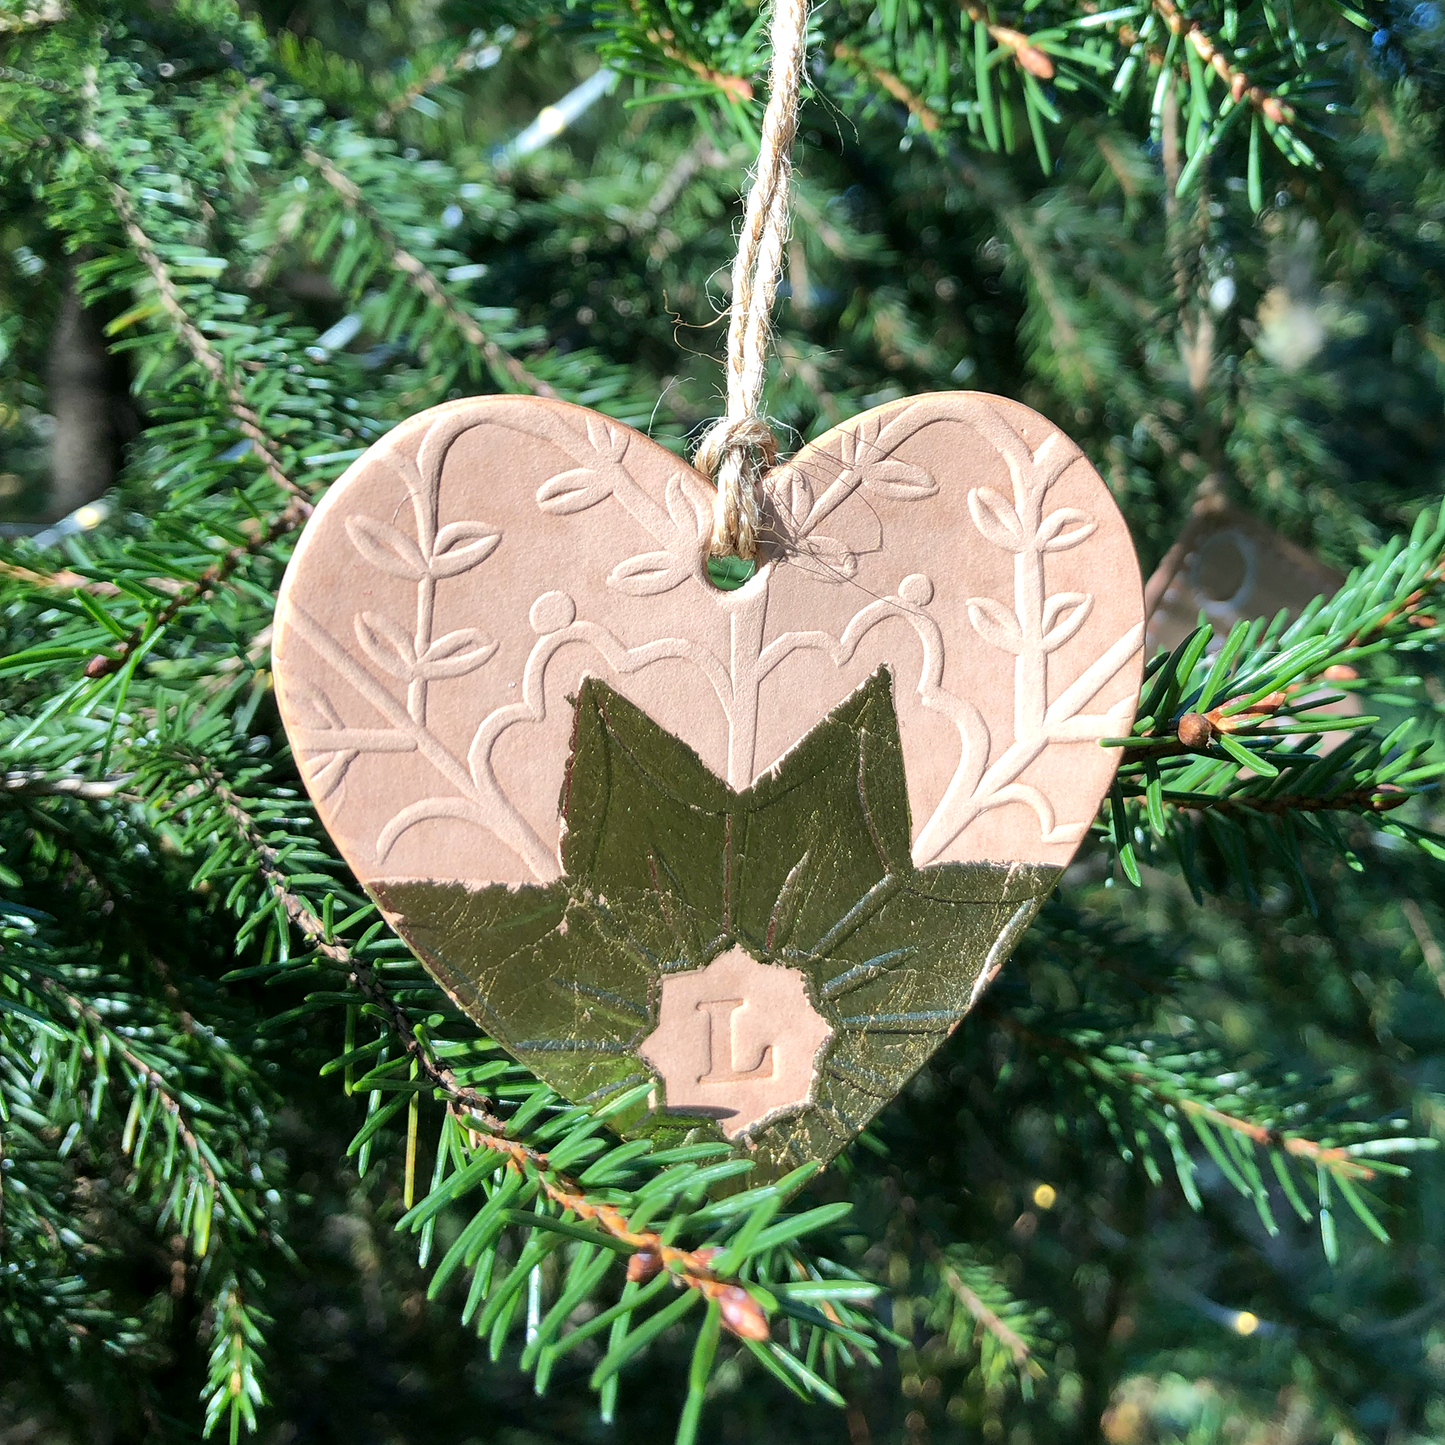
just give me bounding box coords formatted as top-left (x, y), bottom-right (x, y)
top-left (273, 393), bottom-right (1145, 1182)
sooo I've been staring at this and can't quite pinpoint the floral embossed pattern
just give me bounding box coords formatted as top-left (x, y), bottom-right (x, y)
top-left (274, 392), bottom-right (1145, 888)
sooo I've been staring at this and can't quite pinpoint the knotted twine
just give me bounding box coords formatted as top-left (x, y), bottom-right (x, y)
top-left (694, 0), bottom-right (810, 560)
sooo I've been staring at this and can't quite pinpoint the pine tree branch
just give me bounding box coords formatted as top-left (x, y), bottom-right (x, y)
top-left (639, 25), bottom-right (754, 102)
top-left (38, 976), bottom-right (222, 1195)
top-left (301, 144), bottom-right (558, 398)
top-left (1157, 1091), bottom-right (1373, 1178)
top-left (1122, 672), bottom-right (1363, 764)
top-left (628, 135), bottom-right (727, 239)
top-left (775, 337), bottom-right (846, 426)
top-left (1117, 540), bottom-right (1445, 825)
top-left (105, 184), bottom-right (314, 510)
top-left (0, 560), bottom-right (120, 593)
top-left (1348, 570), bottom-right (1445, 643)
top-left (1, 771), bottom-right (128, 799)
top-left (0, 1), bottom-right (67, 32)
top-left (990, 1011), bottom-right (1378, 1181)
top-left (447, 1103), bottom-right (770, 1337)
top-left (0, 63), bottom-right (69, 90)
top-left (202, 1275), bottom-right (267, 1441)
top-left (831, 43), bottom-right (940, 132)
top-left (958, 4), bottom-right (1055, 80)
top-left (374, 36), bottom-right (514, 130)
top-left (1401, 899), bottom-right (1445, 1002)
top-left (242, 189), bottom-right (307, 290)
top-left (193, 761), bottom-right (502, 1122)
top-left (926, 1242), bottom-right (1032, 1366)
top-left (215, 76), bottom-right (264, 176)
top-left (1145, 0), bottom-right (1295, 126)
top-left (377, 56), bottom-right (462, 128)
top-left (82, 501), bottom-right (307, 679)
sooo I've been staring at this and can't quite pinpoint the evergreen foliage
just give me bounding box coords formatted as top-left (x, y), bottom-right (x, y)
top-left (2, 0), bottom-right (1445, 1439)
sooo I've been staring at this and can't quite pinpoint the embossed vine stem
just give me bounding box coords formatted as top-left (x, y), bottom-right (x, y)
top-left (405, 439), bottom-right (442, 727)
top-left (727, 594), bottom-right (768, 787)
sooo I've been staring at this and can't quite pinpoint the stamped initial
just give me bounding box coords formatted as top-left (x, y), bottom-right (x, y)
top-left (695, 998), bottom-right (775, 1085)
top-left (637, 946), bottom-right (833, 1140)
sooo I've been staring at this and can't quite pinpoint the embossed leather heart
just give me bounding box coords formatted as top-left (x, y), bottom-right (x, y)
top-left (272, 393), bottom-right (1145, 1178)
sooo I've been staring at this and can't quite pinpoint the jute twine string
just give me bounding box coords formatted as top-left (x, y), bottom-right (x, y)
top-left (694, 0), bottom-right (810, 560)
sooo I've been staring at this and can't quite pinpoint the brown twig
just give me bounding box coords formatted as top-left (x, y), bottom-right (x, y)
top-left (107, 186), bottom-right (314, 510)
top-left (2, 771), bottom-right (129, 799)
top-left (83, 501), bottom-right (307, 679)
top-left (645, 28), bottom-right (755, 103)
top-left (926, 1243), bottom-right (1033, 1367)
top-left (41, 978), bottom-right (220, 1193)
top-left (991, 1010), bottom-right (1377, 1180)
top-left (302, 145), bottom-right (558, 398)
top-left (1147, 0), bottom-right (1294, 126)
top-left (959, 3), bottom-right (1055, 79)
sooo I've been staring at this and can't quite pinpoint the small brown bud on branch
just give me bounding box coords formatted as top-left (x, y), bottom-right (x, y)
top-left (715, 1284), bottom-right (771, 1341)
top-left (990, 26), bottom-right (1055, 78)
top-left (1177, 712), bottom-right (1214, 749)
top-left (626, 1247), bottom-right (664, 1284)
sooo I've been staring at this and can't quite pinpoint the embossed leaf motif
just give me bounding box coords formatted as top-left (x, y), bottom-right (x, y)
top-left (355, 612), bottom-right (417, 678)
top-left (664, 473), bottom-right (703, 537)
top-left (837, 420), bottom-right (872, 470)
top-left (1037, 507), bottom-right (1097, 552)
top-left (862, 458), bottom-right (938, 500)
top-left (967, 487), bottom-right (1026, 553)
top-left (345, 515), bottom-right (427, 579)
top-left (431, 522), bottom-right (501, 578)
top-left (287, 685), bottom-right (356, 799)
top-left (965, 596), bottom-right (1024, 655)
top-left (794, 533), bottom-right (859, 583)
top-left (585, 414), bottom-right (629, 463)
top-left (607, 551), bottom-right (689, 596)
top-left (417, 630), bottom-right (498, 678)
top-left (536, 469), bottom-right (609, 514)
top-left (373, 671), bottom-right (1058, 1186)
top-left (1041, 593), bottom-right (1093, 652)
top-left (768, 466), bottom-right (814, 536)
